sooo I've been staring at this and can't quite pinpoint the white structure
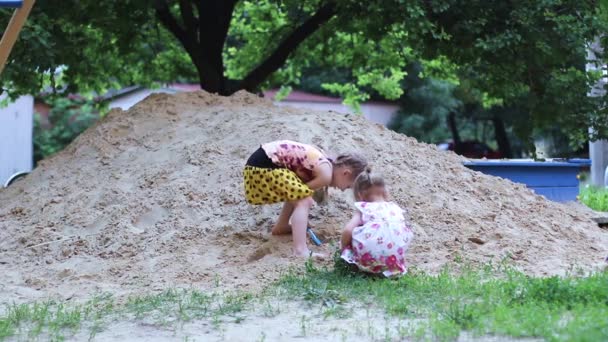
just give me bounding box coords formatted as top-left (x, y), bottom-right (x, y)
top-left (106, 86), bottom-right (179, 111)
top-left (261, 89), bottom-right (399, 126)
top-left (0, 94), bottom-right (33, 186)
top-left (586, 39), bottom-right (608, 187)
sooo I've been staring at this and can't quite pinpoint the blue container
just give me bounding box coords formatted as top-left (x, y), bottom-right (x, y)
top-left (0, 1), bottom-right (22, 8)
top-left (463, 159), bottom-right (591, 202)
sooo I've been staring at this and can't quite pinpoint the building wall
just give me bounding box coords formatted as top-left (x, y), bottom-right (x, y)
top-left (108, 88), bottom-right (178, 110)
top-left (0, 95), bottom-right (33, 186)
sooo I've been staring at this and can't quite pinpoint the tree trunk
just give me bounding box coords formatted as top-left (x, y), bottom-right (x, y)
top-left (194, 0), bottom-right (237, 95)
top-left (155, 0), bottom-right (235, 95)
top-left (447, 112), bottom-right (462, 154)
top-left (492, 115), bottom-right (513, 158)
top-left (155, 0), bottom-right (336, 96)
top-left (193, 61), bottom-right (228, 95)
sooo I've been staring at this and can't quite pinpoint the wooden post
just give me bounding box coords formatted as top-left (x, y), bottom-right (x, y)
top-left (0, 0), bottom-right (35, 76)
top-left (586, 38), bottom-right (608, 187)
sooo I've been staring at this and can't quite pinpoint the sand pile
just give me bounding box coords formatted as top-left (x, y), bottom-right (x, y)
top-left (1, 90), bottom-right (607, 302)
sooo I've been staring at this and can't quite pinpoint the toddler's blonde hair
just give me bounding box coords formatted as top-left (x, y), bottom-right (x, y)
top-left (352, 169), bottom-right (386, 201)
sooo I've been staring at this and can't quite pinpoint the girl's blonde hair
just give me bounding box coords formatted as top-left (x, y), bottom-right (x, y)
top-left (353, 169), bottom-right (386, 201)
top-left (313, 152), bottom-right (368, 205)
top-left (332, 153), bottom-right (368, 177)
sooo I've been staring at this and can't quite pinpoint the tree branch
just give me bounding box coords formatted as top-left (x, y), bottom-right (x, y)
top-left (154, 0), bottom-right (195, 54)
top-left (237, 2), bottom-right (337, 92)
top-left (196, 0), bottom-right (239, 70)
top-left (179, 0), bottom-right (198, 36)
top-left (216, 0), bottom-right (238, 53)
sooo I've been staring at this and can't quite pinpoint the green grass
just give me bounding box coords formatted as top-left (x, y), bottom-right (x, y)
top-left (0, 289), bottom-right (252, 341)
top-left (276, 255), bottom-right (608, 341)
top-left (2, 257), bottom-right (607, 341)
top-left (579, 185), bottom-right (608, 212)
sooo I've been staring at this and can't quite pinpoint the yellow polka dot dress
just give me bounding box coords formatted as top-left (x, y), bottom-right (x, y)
top-left (243, 166), bottom-right (314, 204)
top-left (244, 142), bottom-right (329, 205)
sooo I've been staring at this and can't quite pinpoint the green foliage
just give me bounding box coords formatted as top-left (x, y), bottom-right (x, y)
top-left (579, 185), bottom-right (608, 212)
top-left (389, 62), bottom-right (526, 157)
top-left (33, 96), bottom-right (101, 163)
top-left (321, 83), bottom-right (369, 112)
top-left (0, 2), bottom-right (194, 99)
top-left (279, 260), bottom-right (608, 341)
top-left (225, 0), bottom-right (295, 80)
top-left (273, 85), bottom-right (292, 101)
top-left (390, 76), bottom-right (461, 144)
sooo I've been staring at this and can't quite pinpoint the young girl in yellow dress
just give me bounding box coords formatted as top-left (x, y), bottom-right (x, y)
top-left (244, 140), bottom-right (368, 257)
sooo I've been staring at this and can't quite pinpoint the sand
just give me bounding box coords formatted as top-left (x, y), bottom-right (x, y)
top-left (0, 90), bottom-right (607, 304)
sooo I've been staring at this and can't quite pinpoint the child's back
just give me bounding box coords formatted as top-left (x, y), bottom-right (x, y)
top-left (358, 201), bottom-right (408, 225)
top-left (340, 172), bottom-right (414, 277)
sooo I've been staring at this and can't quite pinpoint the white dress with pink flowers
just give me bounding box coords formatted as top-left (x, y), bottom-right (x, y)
top-left (341, 201), bottom-right (414, 277)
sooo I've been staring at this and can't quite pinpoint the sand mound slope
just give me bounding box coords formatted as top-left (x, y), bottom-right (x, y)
top-left (1, 90), bottom-right (606, 302)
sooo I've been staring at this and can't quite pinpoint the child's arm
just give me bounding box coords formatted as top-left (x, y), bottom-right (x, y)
top-left (312, 187), bottom-right (328, 204)
top-left (341, 211), bottom-right (363, 250)
top-left (306, 163), bottom-right (332, 191)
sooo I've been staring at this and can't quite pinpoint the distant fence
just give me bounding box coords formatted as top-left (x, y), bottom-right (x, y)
top-left (0, 95), bottom-right (33, 186)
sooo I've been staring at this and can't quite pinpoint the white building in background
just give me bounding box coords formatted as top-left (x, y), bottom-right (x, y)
top-left (0, 94), bottom-right (33, 186)
top-left (261, 89), bottom-right (399, 126)
top-left (104, 85), bottom-right (180, 111)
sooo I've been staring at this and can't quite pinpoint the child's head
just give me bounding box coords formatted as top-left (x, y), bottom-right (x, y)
top-left (353, 170), bottom-right (387, 202)
top-left (330, 153), bottom-right (368, 190)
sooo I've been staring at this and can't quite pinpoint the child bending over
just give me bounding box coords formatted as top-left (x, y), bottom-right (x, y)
top-left (244, 140), bottom-right (367, 257)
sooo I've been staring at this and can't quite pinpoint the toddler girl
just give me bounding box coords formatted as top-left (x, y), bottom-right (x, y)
top-left (244, 140), bottom-right (368, 257)
top-left (341, 171), bottom-right (414, 277)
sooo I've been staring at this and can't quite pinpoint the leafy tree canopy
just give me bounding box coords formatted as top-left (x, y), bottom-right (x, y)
top-left (1, 0), bottom-right (607, 146)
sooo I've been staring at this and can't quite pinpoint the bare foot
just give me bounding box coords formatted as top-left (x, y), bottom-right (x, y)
top-left (310, 252), bottom-right (327, 259)
top-left (271, 224), bottom-right (292, 235)
top-left (293, 249), bottom-right (327, 259)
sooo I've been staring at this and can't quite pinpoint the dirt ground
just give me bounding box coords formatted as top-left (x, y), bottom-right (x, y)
top-left (71, 301), bottom-right (540, 342)
top-left (1, 90), bottom-right (607, 305)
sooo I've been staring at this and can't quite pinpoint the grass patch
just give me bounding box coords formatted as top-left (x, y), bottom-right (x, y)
top-left (0, 289), bottom-right (252, 341)
top-left (579, 185), bottom-right (608, 212)
top-left (276, 255), bottom-right (608, 341)
top-left (2, 256), bottom-right (607, 341)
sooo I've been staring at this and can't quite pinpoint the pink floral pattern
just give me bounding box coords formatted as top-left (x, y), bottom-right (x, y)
top-left (261, 140), bottom-right (330, 182)
top-left (341, 202), bottom-right (414, 277)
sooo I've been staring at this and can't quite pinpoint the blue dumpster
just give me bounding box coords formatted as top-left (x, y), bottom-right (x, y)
top-left (463, 159), bottom-right (591, 202)
top-left (0, 1), bottom-right (23, 8)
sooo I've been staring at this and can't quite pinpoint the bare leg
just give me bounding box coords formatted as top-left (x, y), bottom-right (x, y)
top-left (272, 202), bottom-right (294, 235)
top-left (291, 197), bottom-right (314, 256)
top-left (341, 226), bottom-right (355, 251)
